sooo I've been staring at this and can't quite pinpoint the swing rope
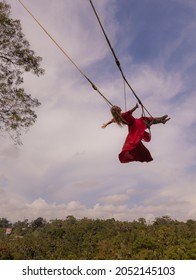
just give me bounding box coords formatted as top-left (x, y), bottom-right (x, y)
top-left (89, 0), bottom-right (153, 117)
top-left (17, 0), bottom-right (113, 107)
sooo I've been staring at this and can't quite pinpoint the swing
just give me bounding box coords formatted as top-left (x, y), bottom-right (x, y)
top-left (88, 1), bottom-right (171, 163)
top-left (18, 0), bottom-right (170, 163)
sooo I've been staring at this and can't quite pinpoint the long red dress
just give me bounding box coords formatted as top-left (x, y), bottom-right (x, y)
top-left (118, 111), bottom-right (153, 163)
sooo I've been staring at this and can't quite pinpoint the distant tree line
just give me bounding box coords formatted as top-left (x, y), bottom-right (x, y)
top-left (0, 216), bottom-right (195, 260)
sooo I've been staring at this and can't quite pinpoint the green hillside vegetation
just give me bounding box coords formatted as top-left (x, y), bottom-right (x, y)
top-left (0, 216), bottom-right (195, 260)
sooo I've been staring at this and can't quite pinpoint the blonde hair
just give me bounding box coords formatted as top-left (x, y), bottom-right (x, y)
top-left (110, 106), bottom-right (127, 127)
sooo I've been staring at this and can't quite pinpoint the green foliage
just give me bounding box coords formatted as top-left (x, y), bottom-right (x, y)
top-left (0, 1), bottom-right (44, 144)
top-left (0, 216), bottom-right (195, 260)
top-left (0, 217), bottom-right (11, 227)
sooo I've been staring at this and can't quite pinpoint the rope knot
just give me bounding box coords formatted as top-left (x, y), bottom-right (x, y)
top-left (92, 84), bottom-right (97, 91)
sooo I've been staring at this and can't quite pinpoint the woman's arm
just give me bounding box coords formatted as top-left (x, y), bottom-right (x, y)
top-left (128, 103), bottom-right (139, 114)
top-left (101, 119), bottom-right (114, 128)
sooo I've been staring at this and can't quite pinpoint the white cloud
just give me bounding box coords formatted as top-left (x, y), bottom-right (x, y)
top-left (1, 193), bottom-right (195, 223)
top-left (105, 194), bottom-right (128, 204)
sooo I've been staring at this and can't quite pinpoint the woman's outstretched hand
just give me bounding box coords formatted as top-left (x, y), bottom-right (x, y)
top-left (101, 123), bottom-right (107, 128)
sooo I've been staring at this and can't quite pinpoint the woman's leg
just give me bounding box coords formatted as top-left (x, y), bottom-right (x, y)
top-left (149, 115), bottom-right (170, 125)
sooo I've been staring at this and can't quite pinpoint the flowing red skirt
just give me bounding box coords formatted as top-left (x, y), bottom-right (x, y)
top-left (119, 141), bottom-right (153, 163)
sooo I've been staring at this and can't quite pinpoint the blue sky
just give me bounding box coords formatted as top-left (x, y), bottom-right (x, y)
top-left (0, 0), bottom-right (195, 222)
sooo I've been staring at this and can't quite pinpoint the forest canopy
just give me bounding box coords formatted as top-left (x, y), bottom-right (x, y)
top-left (0, 216), bottom-right (195, 260)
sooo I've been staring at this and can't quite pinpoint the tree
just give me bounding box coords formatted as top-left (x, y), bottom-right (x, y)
top-left (31, 217), bottom-right (46, 230)
top-left (0, 217), bottom-right (11, 228)
top-left (0, 1), bottom-right (44, 144)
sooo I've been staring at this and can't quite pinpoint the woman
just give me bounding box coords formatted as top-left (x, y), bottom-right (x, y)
top-left (102, 104), bottom-right (170, 163)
